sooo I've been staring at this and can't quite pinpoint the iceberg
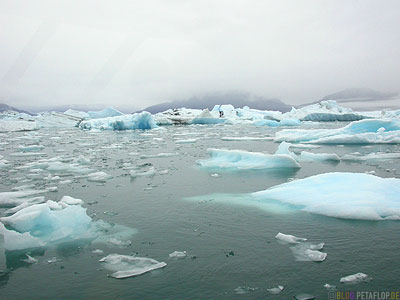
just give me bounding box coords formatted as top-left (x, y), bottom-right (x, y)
top-left (283, 100), bottom-right (367, 122)
top-left (191, 109), bottom-right (225, 125)
top-left (275, 119), bottom-right (400, 144)
top-left (253, 172), bottom-right (400, 220)
top-left (87, 107), bottom-right (124, 119)
top-left (0, 201), bottom-right (92, 250)
top-left (267, 286), bottom-right (284, 294)
top-left (79, 112), bottom-right (156, 131)
top-left (197, 148), bottom-right (301, 170)
top-left (99, 254), bottom-right (167, 279)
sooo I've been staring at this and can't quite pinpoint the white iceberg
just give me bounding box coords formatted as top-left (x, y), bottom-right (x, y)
top-left (253, 172), bottom-right (400, 220)
top-left (87, 107), bottom-right (124, 119)
top-left (283, 100), bottom-right (367, 122)
top-left (197, 148), bottom-right (301, 170)
top-left (99, 254), bottom-right (167, 279)
top-left (267, 285), bottom-right (284, 294)
top-left (79, 112), bottom-right (156, 131)
top-left (275, 119), bottom-right (400, 144)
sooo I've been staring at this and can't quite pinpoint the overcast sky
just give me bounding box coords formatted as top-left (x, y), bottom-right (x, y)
top-left (0, 0), bottom-right (399, 110)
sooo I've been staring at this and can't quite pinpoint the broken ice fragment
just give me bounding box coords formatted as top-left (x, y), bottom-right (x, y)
top-left (275, 232), bottom-right (307, 244)
top-left (99, 254), bottom-right (167, 279)
top-left (267, 285), bottom-right (284, 294)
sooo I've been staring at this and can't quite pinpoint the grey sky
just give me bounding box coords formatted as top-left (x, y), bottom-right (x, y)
top-left (0, 0), bottom-right (399, 110)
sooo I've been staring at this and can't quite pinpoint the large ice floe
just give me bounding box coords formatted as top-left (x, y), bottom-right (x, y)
top-left (252, 172), bottom-right (400, 220)
top-left (87, 107), bottom-right (124, 119)
top-left (197, 148), bottom-right (301, 170)
top-left (275, 119), bottom-right (400, 144)
top-left (0, 195), bottom-right (135, 251)
top-left (99, 254), bottom-right (167, 279)
top-left (79, 112), bottom-right (156, 130)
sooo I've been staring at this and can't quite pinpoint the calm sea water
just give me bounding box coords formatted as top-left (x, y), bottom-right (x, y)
top-left (1, 123), bottom-right (399, 300)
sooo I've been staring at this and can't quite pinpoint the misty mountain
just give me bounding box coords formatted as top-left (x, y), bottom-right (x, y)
top-left (320, 88), bottom-right (398, 103)
top-left (0, 103), bottom-right (33, 115)
top-left (139, 92), bottom-right (292, 114)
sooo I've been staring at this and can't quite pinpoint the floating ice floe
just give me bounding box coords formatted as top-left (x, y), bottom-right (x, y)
top-left (130, 167), bottom-right (156, 178)
top-left (175, 138), bottom-right (197, 144)
top-left (275, 119), bottom-right (400, 144)
top-left (0, 190), bottom-right (48, 207)
top-left (0, 201), bottom-right (92, 250)
top-left (294, 293), bottom-right (315, 300)
top-left (0, 197), bottom-right (135, 251)
top-left (253, 118), bottom-right (300, 127)
top-left (79, 112), bottom-right (156, 131)
top-left (253, 172), bottom-right (400, 220)
top-left (0, 120), bottom-right (38, 132)
top-left (21, 253), bottom-right (38, 264)
top-left (290, 243), bottom-right (327, 262)
top-left (275, 142), bottom-right (340, 163)
top-left (197, 148), bottom-right (301, 170)
top-left (221, 136), bottom-right (273, 141)
top-left (169, 251), bottom-right (187, 258)
top-left (99, 254), bottom-right (167, 279)
top-left (342, 152), bottom-right (400, 162)
top-left (87, 171), bottom-right (113, 182)
top-left (267, 285), bottom-right (284, 294)
top-left (275, 232), bottom-right (307, 244)
top-left (340, 273), bottom-right (370, 284)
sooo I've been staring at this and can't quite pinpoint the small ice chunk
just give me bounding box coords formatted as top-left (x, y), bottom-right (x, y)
top-left (169, 251), bottom-right (187, 258)
top-left (130, 167), bottom-right (156, 178)
top-left (309, 242), bottom-right (324, 250)
top-left (275, 232), bottom-right (307, 244)
top-left (233, 286), bottom-right (258, 294)
top-left (324, 284), bottom-right (337, 290)
top-left (47, 257), bottom-right (61, 264)
top-left (99, 254), bottom-right (167, 279)
top-left (87, 171), bottom-right (112, 182)
top-left (92, 249), bottom-right (104, 254)
top-left (60, 195), bottom-right (84, 205)
top-left (211, 173), bottom-right (220, 177)
top-left (267, 285), bottom-right (284, 294)
top-left (304, 249), bottom-right (327, 262)
top-left (21, 253), bottom-right (38, 264)
top-left (294, 293), bottom-right (315, 300)
top-left (340, 273), bottom-right (370, 284)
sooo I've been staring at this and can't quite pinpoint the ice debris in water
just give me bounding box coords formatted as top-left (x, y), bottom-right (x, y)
top-left (275, 119), bottom-right (400, 144)
top-left (275, 142), bottom-right (340, 163)
top-left (233, 286), bottom-right (258, 294)
top-left (324, 284), bottom-right (337, 290)
top-left (0, 196), bottom-right (135, 251)
top-left (340, 273), bottom-right (371, 284)
top-left (92, 249), bottom-right (104, 254)
top-left (267, 285), bottom-right (284, 294)
top-left (130, 167), bottom-right (156, 178)
top-left (294, 293), bottom-right (315, 300)
top-left (79, 112), bottom-right (156, 131)
top-left (290, 242), bottom-right (327, 262)
top-left (253, 172), bottom-right (400, 220)
top-left (197, 148), bottom-right (300, 170)
top-left (169, 251), bottom-right (187, 258)
top-left (21, 253), bottom-right (38, 264)
top-left (87, 171), bottom-right (113, 182)
top-left (99, 254), bottom-right (167, 279)
top-left (275, 232), bottom-right (307, 244)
